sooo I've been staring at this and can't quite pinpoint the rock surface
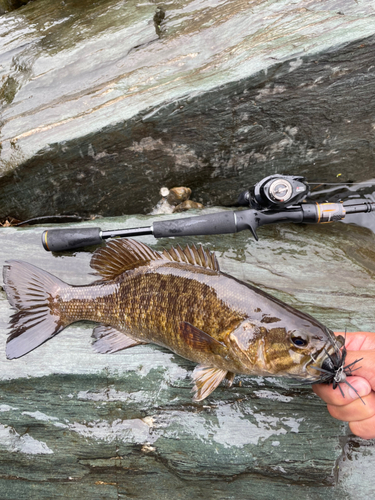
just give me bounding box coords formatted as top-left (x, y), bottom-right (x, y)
top-left (0, 0), bottom-right (29, 15)
top-left (1, 0), bottom-right (375, 219)
top-left (0, 210), bottom-right (374, 498)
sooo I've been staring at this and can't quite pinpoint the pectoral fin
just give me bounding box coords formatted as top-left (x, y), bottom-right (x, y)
top-left (92, 325), bottom-right (147, 354)
top-left (179, 322), bottom-right (226, 355)
top-left (191, 365), bottom-right (228, 401)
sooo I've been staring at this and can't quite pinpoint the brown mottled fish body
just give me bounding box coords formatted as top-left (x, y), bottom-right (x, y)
top-left (3, 239), bottom-right (343, 400)
top-left (59, 263), bottom-right (244, 372)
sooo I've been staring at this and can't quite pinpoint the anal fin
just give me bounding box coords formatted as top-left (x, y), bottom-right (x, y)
top-left (92, 325), bottom-right (147, 354)
top-left (192, 365), bottom-right (228, 401)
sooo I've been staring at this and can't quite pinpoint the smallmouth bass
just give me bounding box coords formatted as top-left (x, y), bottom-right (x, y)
top-left (3, 239), bottom-right (343, 401)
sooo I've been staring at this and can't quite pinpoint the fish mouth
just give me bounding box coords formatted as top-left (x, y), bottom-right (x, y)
top-left (304, 330), bottom-right (344, 382)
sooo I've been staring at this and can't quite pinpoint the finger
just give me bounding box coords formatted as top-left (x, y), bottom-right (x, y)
top-left (335, 331), bottom-right (375, 351)
top-left (342, 351), bottom-right (375, 391)
top-left (349, 415), bottom-right (375, 440)
top-left (313, 376), bottom-right (372, 406)
top-left (326, 391), bottom-right (375, 422)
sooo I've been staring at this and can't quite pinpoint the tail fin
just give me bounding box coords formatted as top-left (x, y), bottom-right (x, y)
top-left (3, 261), bottom-right (68, 359)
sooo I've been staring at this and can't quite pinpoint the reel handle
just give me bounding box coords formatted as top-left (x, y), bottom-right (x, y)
top-left (153, 211), bottom-right (240, 237)
top-left (42, 227), bottom-right (102, 252)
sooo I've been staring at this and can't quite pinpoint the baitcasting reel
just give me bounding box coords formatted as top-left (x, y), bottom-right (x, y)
top-left (238, 175), bottom-right (310, 209)
top-left (41, 175), bottom-right (375, 252)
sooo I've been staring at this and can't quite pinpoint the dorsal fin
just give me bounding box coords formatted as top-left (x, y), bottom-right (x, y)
top-left (162, 244), bottom-right (220, 272)
top-left (90, 239), bottom-right (164, 280)
top-left (90, 239), bottom-right (220, 280)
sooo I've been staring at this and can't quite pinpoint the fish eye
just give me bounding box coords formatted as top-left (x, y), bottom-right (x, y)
top-left (291, 334), bottom-right (308, 348)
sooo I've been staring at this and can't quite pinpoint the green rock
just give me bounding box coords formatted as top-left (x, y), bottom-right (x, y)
top-left (0, 0), bottom-right (29, 15)
top-left (0, 210), bottom-right (374, 497)
top-left (1, 0), bottom-right (375, 219)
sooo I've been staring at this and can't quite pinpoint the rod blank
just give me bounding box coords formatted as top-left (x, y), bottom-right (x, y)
top-left (41, 200), bottom-right (375, 252)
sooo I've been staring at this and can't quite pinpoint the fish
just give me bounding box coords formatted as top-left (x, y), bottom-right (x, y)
top-left (3, 238), bottom-right (345, 401)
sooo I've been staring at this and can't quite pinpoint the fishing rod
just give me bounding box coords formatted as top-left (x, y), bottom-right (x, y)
top-left (41, 175), bottom-right (375, 252)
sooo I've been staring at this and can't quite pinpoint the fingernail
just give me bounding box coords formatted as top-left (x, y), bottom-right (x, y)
top-left (347, 379), bottom-right (371, 400)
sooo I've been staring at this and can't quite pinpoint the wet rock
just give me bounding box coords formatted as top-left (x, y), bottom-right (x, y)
top-left (0, 210), bottom-right (374, 497)
top-left (1, 0), bottom-right (375, 220)
top-left (0, 0), bottom-right (29, 15)
top-left (149, 197), bottom-right (175, 216)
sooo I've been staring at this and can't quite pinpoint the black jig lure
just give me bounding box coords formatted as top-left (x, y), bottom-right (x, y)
top-left (311, 345), bottom-right (365, 404)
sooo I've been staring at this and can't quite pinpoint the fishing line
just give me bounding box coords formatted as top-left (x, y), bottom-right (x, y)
top-left (308, 182), bottom-right (375, 186)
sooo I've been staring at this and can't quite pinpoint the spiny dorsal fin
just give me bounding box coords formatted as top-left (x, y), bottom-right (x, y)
top-left (162, 244), bottom-right (220, 271)
top-left (90, 239), bottom-right (164, 280)
top-left (91, 239), bottom-right (220, 280)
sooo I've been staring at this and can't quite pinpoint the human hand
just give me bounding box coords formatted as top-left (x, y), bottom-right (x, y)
top-left (313, 331), bottom-right (375, 440)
